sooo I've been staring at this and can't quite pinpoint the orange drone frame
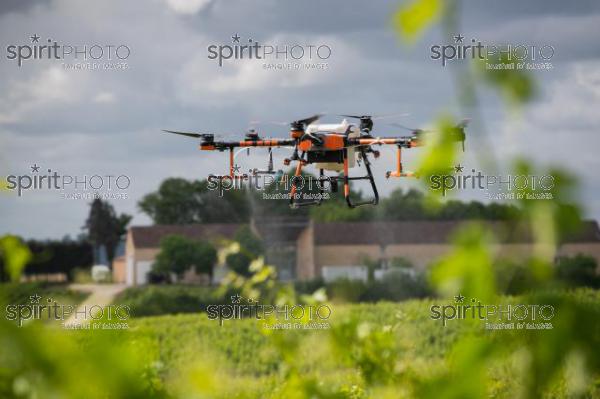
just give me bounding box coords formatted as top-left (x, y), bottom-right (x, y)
top-left (164, 114), bottom-right (467, 208)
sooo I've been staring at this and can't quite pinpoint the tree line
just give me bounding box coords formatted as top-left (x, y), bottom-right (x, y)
top-left (138, 175), bottom-right (520, 225)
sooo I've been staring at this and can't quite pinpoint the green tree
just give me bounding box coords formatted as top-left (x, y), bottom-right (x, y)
top-left (380, 188), bottom-right (426, 220)
top-left (225, 226), bottom-right (263, 276)
top-left (235, 225), bottom-right (263, 255)
top-left (138, 178), bottom-right (250, 224)
top-left (153, 235), bottom-right (217, 283)
top-left (83, 199), bottom-right (131, 265)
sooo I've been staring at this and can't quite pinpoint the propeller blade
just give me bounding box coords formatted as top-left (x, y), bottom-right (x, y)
top-left (340, 112), bottom-right (409, 120)
top-left (390, 123), bottom-right (431, 134)
top-left (249, 120), bottom-right (288, 127)
top-left (340, 114), bottom-right (364, 119)
top-left (390, 123), bottom-right (415, 131)
top-left (162, 129), bottom-right (204, 138)
top-left (296, 114), bottom-right (323, 126)
top-left (372, 112), bottom-right (410, 120)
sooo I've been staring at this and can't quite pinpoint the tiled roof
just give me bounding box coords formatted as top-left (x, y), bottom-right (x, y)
top-left (313, 220), bottom-right (600, 245)
top-left (130, 224), bottom-right (241, 248)
top-left (129, 220), bottom-right (600, 248)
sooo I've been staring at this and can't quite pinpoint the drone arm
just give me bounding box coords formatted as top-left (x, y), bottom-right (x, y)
top-left (237, 139), bottom-right (295, 147)
top-left (200, 138), bottom-right (296, 151)
top-left (350, 137), bottom-right (419, 147)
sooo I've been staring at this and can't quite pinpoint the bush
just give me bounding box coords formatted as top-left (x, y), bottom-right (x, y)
top-left (225, 226), bottom-right (264, 276)
top-left (556, 254), bottom-right (599, 288)
top-left (294, 278), bottom-right (325, 296)
top-left (71, 267), bottom-right (94, 284)
top-left (494, 260), bottom-right (538, 295)
top-left (495, 255), bottom-right (600, 294)
top-left (327, 278), bottom-right (368, 302)
top-left (226, 252), bottom-right (254, 276)
top-left (113, 285), bottom-right (230, 317)
top-left (361, 270), bottom-right (431, 302)
top-left (299, 270), bottom-right (431, 303)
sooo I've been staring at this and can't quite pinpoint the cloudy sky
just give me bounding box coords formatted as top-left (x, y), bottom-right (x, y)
top-left (1, 0), bottom-right (599, 239)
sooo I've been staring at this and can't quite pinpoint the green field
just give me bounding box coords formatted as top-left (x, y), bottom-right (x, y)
top-left (2, 287), bottom-right (599, 398)
top-left (114, 289), bottom-right (600, 398)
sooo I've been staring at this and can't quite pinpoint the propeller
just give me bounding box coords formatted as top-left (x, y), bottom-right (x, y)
top-left (249, 120), bottom-right (288, 127)
top-left (162, 129), bottom-right (240, 143)
top-left (339, 113), bottom-right (409, 133)
top-left (340, 112), bottom-right (409, 120)
top-left (391, 119), bottom-right (469, 151)
top-left (390, 123), bottom-right (430, 135)
top-left (293, 113), bottom-right (323, 127)
top-left (162, 129), bottom-right (214, 139)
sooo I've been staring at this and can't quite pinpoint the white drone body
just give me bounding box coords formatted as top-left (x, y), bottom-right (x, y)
top-left (304, 118), bottom-right (360, 171)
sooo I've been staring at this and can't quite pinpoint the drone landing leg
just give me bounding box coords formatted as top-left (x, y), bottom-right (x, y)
top-left (343, 148), bottom-right (379, 208)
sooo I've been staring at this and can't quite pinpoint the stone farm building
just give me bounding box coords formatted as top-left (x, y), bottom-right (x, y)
top-left (114, 218), bottom-right (600, 286)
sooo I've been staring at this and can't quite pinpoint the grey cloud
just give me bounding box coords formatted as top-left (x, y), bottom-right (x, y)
top-left (0, 0), bottom-right (599, 239)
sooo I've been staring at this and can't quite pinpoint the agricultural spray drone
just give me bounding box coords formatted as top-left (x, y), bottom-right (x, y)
top-left (164, 114), bottom-right (467, 208)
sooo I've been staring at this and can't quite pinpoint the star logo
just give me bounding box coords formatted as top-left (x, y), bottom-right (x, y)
top-left (231, 294), bottom-right (242, 304)
top-left (30, 34), bottom-right (40, 43)
top-left (29, 294), bottom-right (42, 304)
top-left (454, 164), bottom-right (464, 173)
top-left (232, 164), bottom-right (241, 174)
top-left (31, 164), bottom-right (40, 173)
top-left (454, 293), bottom-right (465, 303)
top-left (231, 33), bottom-right (241, 43)
top-left (454, 34), bottom-right (464, 43)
